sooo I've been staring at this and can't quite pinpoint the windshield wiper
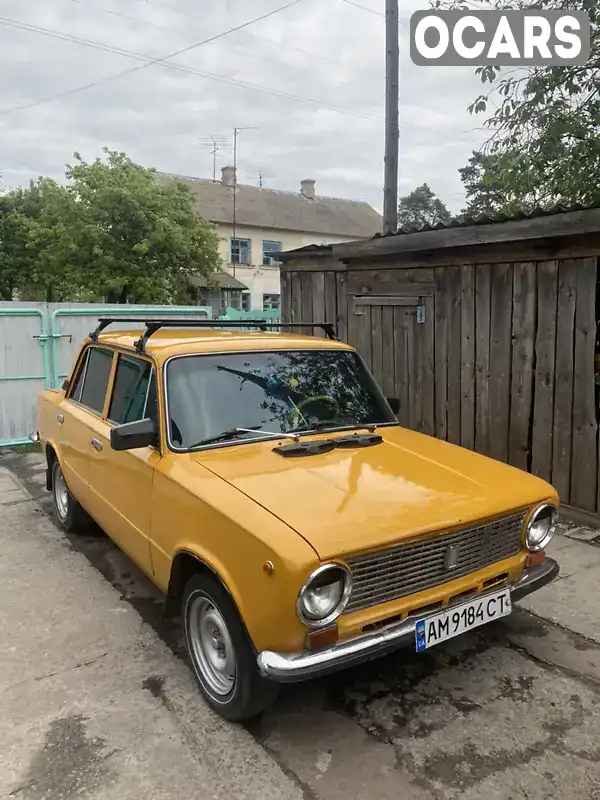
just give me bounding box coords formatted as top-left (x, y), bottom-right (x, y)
top-left (190, 426), bottom-right (299, 449)
top-left (290, 420), bottom-right (379, 434)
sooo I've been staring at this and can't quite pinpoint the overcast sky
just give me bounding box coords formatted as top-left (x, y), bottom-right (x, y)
top-left (0, 0), bottom-right (492, 214)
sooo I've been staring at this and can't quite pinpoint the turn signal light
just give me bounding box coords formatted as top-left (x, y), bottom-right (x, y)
top-left (308, 625), bottom-right (338, 650)
top-left (526, 549), bottom-right (545, 568)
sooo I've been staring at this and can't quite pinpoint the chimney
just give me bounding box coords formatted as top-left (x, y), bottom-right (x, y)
top-left (300, 178), bottom-right (315, 200)
top-left (221, 165), bottom-right (236, 187)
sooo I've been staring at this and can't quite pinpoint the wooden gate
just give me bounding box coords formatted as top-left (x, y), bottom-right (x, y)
top-left (347, 286), bottom-right (434, 435)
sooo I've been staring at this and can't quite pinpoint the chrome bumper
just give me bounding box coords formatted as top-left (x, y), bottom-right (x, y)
top-left (257, 557), bottom-right (559, 683)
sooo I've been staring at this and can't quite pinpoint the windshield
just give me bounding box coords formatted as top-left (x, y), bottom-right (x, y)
top-left (166, 349), bottom-right (396, 449)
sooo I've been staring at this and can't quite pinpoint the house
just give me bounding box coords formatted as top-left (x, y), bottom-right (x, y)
top-left (160, 166), bottom-right (382, 312)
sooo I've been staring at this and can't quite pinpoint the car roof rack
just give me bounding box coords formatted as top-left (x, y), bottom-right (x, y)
top-left (89, 317), bottom-right (339, 353)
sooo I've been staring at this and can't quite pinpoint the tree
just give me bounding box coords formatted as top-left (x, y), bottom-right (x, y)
top-left (397, 183), bottom-right (453, 229)
top-left (459, 150), bottom-right (515, 216)
top-left (438, 0), bottom-right (600, 207)
top-left (64, 149), bottom-right (220, 303)
top-left (0, 148), bottom-right (221, 303)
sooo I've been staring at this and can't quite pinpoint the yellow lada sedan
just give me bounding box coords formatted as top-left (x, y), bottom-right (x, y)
top-left (35, 318), bottom-right (559, 722)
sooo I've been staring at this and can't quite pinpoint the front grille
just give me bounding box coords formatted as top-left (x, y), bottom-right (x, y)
top-left (344, 512), bottom-right (525, 614)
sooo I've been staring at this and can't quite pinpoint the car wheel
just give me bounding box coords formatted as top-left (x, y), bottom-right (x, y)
top-left (51, 459), bottom-right (91, 533)
top-left (183, 573), bottom-right (279, 722)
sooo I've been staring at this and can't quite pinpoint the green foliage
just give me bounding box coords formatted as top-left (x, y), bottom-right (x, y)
top-left (0, 148), bottom-right (221, 303)
top-left (397, 183), bottom-right (453, 229)
top-left (442, 0), bottom-right (600, 208)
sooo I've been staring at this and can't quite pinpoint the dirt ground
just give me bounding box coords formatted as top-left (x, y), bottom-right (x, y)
top-left (3, 449), bottom-right (600, 800)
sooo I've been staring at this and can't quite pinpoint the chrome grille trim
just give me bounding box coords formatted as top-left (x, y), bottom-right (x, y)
top-left (344, 512), bottom-right (525, 614)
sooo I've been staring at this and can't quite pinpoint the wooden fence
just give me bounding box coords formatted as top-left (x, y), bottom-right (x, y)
top-left (281, 254), bottom-right (600, 514)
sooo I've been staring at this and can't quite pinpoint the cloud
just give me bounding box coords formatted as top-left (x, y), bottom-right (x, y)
top-left (0, 0), bottom-right (491, 213)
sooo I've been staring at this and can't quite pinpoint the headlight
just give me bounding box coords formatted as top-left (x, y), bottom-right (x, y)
top-left (525, 503), bottom-right (557, 551)
top-left (297, 564), bottom-right (352, 627)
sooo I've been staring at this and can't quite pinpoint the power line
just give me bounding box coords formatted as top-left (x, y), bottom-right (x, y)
top-left (124, 0), bottom-right (342, 66)
top-left (0, 16), bottom-right (387, 123)
top-left (0, 0), bottom-right (306, 115)
top-left (63, 0), bottom-right (319, 74)
top-left (0, 15), bottom-right (485, 142)
top-left (340, 0), bottom-right (384, 17)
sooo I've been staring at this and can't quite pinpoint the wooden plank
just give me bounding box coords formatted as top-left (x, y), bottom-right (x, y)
top-left (381, 306), bottom-right (395, 399)
top-left (311, 271), bottom-right (325, 337)
top-left (408, 315), bottom-right (422, 431)
top-left (347, 269), bottom-right (435, 290)
top-left (346, 278), bottom-right (435, 296)
top-left (460, 265), bottom-right (475, 450)
top-left (531, 261), bottom-right (558, 480)
top-left (489, 263), bottom-right (513, 463)
top-left (551, 259), bottom-right (578, 503)
top-left (300, 272), bottom-right (313, 324)
top-left (393, 308), bottom-right (410, 428)
top-left (336, 272), bottom-right (348, 342)
top-left (324, 272), bottom-right (338, 331)
top-left (446, 266), bottom-right (462, 446)
top-left (280, 271), bottom-right (291, 324)
top-left (474, 264), bottom-right (492, 456)
top-left (290, 272), bottom-right (302, 332)
top-left (351, 300), bottom-right (372, 368)
top-left (354, 295), bottom-right (420, 307)
top-left (434, 267), bottom-right (449, 441)
top-left (570, 257), bottom-right (598, 511)
top-left (421, 296), bottom-right (435, 435)
top-left (508, 262), bottom-right (536, 470)
top-left (370, 305), bottom-right (384, 387)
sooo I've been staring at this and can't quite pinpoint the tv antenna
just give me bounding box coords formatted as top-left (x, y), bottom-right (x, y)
top-left (198, 134), bottom-right (228, 181)
top-left (231, 126), bottom-right (258, 276)
top-left (248, 167), bottom-right (274, 188)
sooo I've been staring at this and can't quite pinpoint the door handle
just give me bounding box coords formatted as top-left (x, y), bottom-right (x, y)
top-left (91, 438), bottom-right (103, 452)
top-left (57, 413), bottom-right (64, 424)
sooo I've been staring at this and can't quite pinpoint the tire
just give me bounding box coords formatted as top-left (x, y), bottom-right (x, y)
top-left (51, 458), bottom-right (92, 534)
top-left (182, 573), bottom-right (279, 722)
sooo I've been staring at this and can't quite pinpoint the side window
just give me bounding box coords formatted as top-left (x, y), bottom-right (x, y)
top-left (108, 355), bottom-right (154, 425)
top-left (77, 348), bottom-right (114, 414)
top-left (68, 349), bottom-right (89, 403)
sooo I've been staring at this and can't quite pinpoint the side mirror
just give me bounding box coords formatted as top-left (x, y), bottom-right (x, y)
top-left (110, 418), bottom-right (156, 451)
top-left (387, 397), bottom-right (400, 415)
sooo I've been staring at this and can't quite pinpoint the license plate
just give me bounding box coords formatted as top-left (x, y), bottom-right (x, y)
top-left (415, 588), bottom-right (511, 652)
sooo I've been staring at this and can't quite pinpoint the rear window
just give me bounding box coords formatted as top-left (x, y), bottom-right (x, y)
top-left (77, 348), bottom-right (113, 414)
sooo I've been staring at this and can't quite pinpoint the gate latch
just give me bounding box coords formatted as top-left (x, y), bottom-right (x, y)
top-left (416, 298), bottom-right (425, 324)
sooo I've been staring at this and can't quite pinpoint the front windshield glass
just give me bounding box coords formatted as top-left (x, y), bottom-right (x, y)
top-left (166, 349), bottom-right (396, 449)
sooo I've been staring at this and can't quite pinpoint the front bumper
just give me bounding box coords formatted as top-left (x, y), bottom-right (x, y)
top-left (257, 556), bottom-right (559, 683)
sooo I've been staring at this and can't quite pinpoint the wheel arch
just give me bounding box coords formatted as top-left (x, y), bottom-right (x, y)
top-left (164, 550), bottom-right (245, 628)
top-left (45, 442), bottom-right (58, 491)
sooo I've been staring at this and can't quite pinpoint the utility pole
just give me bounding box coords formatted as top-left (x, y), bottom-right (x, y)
top-left (383, 0), bottom-right (399, 234)
top-left (232, 126), bottom-right (257, 277)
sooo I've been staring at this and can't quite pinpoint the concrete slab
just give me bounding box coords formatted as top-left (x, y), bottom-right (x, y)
top-left (0, 467), bottom-right (302, 800)
top-left (5, 450), bottom-right (600, 799)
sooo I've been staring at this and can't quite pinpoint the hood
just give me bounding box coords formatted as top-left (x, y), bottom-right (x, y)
top-left (196, 426), bottom-right (557, 560)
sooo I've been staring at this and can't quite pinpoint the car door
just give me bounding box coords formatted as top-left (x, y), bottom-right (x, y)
top-left (57, 346), bottom-right (114, 510)
top-left (85, 352), bottom-right (160, 578)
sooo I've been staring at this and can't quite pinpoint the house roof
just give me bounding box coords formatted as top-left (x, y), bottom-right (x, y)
top-left (189, 271), bottom-right (248, 291)
top-left (158, 172), bottom-right (383, 238)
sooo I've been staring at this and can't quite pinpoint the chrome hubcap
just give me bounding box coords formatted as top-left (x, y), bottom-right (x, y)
top-left (188, 596), bottom-right (236, 697)
top-left (54, 466), bottom-right (69, 521)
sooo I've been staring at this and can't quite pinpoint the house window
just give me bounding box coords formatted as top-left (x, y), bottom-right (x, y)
top-left (263, 293), bottom-right (281, 311)
top-left (230, 237), bottom-right (251, 265)
top-left (262, 240), bottom-right (282, 266)
top-left (242, 292), bottom-right (251, 311)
